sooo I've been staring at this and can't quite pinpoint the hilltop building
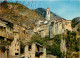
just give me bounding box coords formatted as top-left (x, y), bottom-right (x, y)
top-left (34, 7), bottom-right (72, 38)
top-left (46, 7), bottom-right (50, 21)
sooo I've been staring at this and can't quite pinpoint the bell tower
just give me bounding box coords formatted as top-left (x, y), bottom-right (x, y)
top-left (46, 7), bottom-right (50, 20)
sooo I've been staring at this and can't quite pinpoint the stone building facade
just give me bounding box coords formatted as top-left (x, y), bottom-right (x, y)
top-left (0, 18), bottom-right (31, 58)
top-left (0, 18), bottom-right (46, 58)
top-left (9, 31), bottom-right (20, 57)
top-left (25, 42), bottom-right (46, 58)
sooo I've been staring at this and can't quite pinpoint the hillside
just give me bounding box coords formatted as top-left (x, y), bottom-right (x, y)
top-left (0, 1), bottom-right (44, 29)
top-left (73, 17), bottom-right (80, 23)
top-left (72, 17), bottom-right (80, 35)
top-left (71, 17), bottom-right (80, 28)
top-left (34, 8), bottom-right (63, 20)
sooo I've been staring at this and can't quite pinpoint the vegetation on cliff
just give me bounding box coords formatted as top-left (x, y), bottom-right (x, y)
top-left (30, 33), bottom-right (62, 57)
top-left (71, 17), bottom-right (80, 28)
top-left (30, 29), bottom-right (79, 57)
top-left (0, 1), bottom-right (44, 28)
top-left (0, 40), bottom-right (11, 53)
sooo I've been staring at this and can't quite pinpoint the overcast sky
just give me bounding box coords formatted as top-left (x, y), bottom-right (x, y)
top-left (0, 0), bottom-right (80, 20)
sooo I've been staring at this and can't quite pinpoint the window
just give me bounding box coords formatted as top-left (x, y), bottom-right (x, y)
top-left (17, 49), bottom-right (19, 51)
top-left (15, 44), bottom-right (16, 46)
top-left (17, 39), bottom-right (19, 41)
top-left (28, 45), bottom-right (32, 51)
top-left (15, 53), bottom-right (19, 55)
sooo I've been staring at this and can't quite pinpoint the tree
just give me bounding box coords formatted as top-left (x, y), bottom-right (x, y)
top-left (74, 45), bottom-right (79, 52)
top-left (30, 33), bottom-right (46, 45)
top-left (47, 44), bottom-right (62, 58)
top-left (71, 19), bottom-right (76, 28)
top-left (1, 45), bottom-right (6, 53)
top-left (53, 35), bottom-right (61, 44)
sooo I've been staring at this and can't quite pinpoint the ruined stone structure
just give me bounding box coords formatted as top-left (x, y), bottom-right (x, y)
top-left (25, 42), bottom-right (46, 58)
top-left (0, 18), bottom-right (31, 58)
top-left (0, 18), bottom-right (46, 58)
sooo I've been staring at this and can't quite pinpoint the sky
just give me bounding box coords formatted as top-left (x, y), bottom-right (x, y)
top-left (0, 0), bottom-right (80, 20)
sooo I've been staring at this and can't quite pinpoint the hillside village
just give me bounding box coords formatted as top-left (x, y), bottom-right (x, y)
top-left (0, 1), bottom-right (80, 58)
top-left (34, 8), bottom-right (72, 38)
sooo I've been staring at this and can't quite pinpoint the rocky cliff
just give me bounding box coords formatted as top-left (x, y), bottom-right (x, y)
top-left (0, 1), bottom-right (44, 29)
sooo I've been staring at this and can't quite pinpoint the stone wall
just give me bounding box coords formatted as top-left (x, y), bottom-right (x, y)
top-left (25, 43), bottom-right (46, 58)
top-left (46, 55), bottom-right (57, 58)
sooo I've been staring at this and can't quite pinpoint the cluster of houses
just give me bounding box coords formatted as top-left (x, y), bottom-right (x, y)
top-left (34, 8), bottom-right (72, 38)
top-left (0, 7), bottom-right (72, 58)
top-left (0, 18), bottom-right (47, 58)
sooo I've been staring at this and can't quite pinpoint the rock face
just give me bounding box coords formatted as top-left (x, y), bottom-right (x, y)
top-left (72, 17), bottom-right (80, 33)
top-left (73, 17), bottom-right (80, 23)
top-left (60, 39), bottom-right (67, 58)
top-left (0, 1), bottom-right (44, 29)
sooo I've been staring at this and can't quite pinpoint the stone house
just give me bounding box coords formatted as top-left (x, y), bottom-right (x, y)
top-left (9, 30), bottom-right (20, 57)
top-left (25, 42), bottom-right (46, 58)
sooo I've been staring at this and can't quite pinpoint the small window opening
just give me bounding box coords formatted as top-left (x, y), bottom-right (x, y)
top-left (17, 49), bottom-right (19, 51)
top-left (15, 53), bottom-right (19, 55)
top-left (28, 45), bottom-right (32, 51)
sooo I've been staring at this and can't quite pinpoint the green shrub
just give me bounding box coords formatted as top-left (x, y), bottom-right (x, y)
top-left (1, 1), bottom-right (8, 9)
top-left (74, 45), bottom-right (79, 52)
top-left (31, 34), bottom-right (62, 57)
top-left (47, 44), bottom-right (62, 57)
top-left (1, 45), bottom-right (6, 53)
top-left (71, 20), bottom-right (76, 28)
